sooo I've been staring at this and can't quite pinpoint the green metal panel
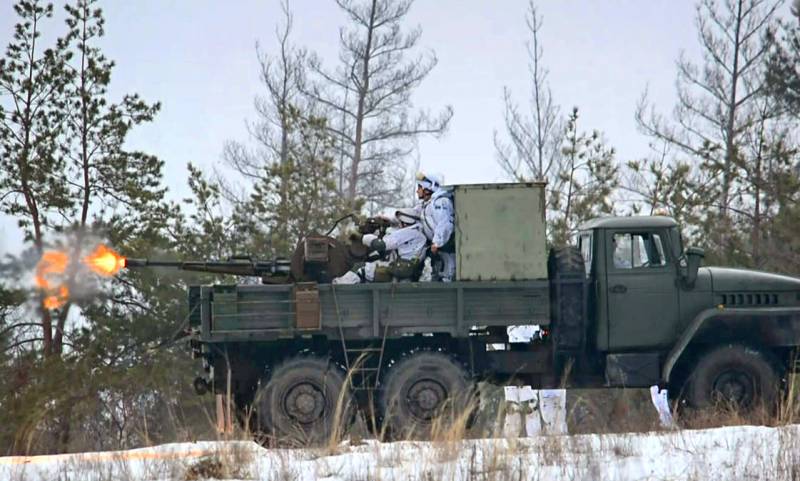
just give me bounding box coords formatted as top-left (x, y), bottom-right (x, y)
top-left (600, 227), bottom-right (681, 351)
top-left (462, 285), bottom-right (549, 325)
top-left (377, 289), bottom-right (459, 327)
top-left (201, 280), bottom-right (551, 341)
top-left (210, 284), bottom-right (293, 331)
top-left (454, 182), bottom-right (547, 281)
top-left (319, 288), bottom-right (374, 328)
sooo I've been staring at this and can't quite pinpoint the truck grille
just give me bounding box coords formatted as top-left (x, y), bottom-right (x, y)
top-left (719, 292), bottom-right (779, 306)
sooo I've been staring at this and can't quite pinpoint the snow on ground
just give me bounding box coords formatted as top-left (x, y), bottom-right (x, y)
top-left (2, 425), bottom-right (799, 480)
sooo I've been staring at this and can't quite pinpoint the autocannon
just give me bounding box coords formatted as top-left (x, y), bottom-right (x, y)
top-left (124, 215), bottom-right (394, 284)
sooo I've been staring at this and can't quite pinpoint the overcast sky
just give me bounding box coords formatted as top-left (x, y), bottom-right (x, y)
top-left (1, 0), bottom-right (708, 255)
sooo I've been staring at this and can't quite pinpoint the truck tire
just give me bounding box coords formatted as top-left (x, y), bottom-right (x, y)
top-left (257, 357), bottom-right (353, 445)
top-left (549, 246), bottom-right (584, 277)
top-left (686, 344), bottom-right (780, 410)
top-left (379, 352), bottom-right (473, 439)
top-left (548, 246), bottom-right (585, 352)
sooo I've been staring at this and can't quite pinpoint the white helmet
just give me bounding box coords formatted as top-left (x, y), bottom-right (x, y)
top-left (416, 171), bottom-right (444, 192)
top-left (395, 207), bottom-right (419, 226)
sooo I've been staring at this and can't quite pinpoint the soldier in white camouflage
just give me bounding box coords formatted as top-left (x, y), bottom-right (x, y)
top-left (333, 208), bottom-right (427, 284)
top-left (416, 171), bottom-right (456, 281)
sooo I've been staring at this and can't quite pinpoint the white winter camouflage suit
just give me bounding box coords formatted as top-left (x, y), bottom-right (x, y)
top-left (420, 188), bottom-right (456, 281)
top-left (334, 224), bottom-right (427, 283)
top-left (382, 224), bottom-right (428, 261)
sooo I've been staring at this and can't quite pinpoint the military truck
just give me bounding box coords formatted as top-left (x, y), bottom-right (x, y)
top-left (129, 182), bottom-right (800, 440)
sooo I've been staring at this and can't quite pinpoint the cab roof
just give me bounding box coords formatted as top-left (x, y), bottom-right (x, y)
top-left (578, 216), bottom-right (678, 231)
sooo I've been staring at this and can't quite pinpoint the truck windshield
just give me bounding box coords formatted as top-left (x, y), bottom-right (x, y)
top-left (579, 232), bottom-right (592, 277)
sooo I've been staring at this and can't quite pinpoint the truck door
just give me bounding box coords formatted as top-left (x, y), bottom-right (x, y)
top-left (603, 229), bottom-right (680, 350)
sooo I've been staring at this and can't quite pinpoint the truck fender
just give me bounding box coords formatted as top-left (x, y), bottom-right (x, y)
top-left (662, 306), bottom-right (800, 384)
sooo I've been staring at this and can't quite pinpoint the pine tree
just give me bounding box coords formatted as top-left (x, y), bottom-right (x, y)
top-left (767, 0), bottom-right (800, 116)
top-left (549, 108), bottom-right (618, 247)
top-left (0, 0), bottom-right (188, 453)
top-left (247, 107), bottom-right (349, 256)
top-left (759, 0), bottom-right (800, 271)
top-left (636, 0), bottom-right (792, 265)
top-left (621, 140), bottom-right (707, 235)
top-left (0, 0), bottom-right (72, 322)
top-left (173, 163), bottom-right (247, 260)
top-left (189, 107), bottom-right (349, 259)
top-left (495, 3), bottom-right (621, 245)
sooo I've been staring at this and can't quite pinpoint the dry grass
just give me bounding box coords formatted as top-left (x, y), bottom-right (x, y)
top-left (323, 356), bottom-right (362, 455)
top-left (183, 442), bottom-right (255, 480)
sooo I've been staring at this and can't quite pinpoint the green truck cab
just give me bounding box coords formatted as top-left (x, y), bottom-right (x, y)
top-left (579, 216), bottom-right (800, 407)
top-left (151, 182), bottom-right (800, 441)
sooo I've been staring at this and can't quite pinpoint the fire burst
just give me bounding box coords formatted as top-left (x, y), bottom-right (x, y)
top-left (83, 244), bottom-right (126, 277)
top-left (35, 251), bottom-right (70, 309)
top-left (34, 244), bottom-right (126, 310)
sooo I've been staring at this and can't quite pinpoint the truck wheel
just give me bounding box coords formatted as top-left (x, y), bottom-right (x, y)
top-left (379, 352), bottom-right (473, 439)
top-left (257, 357), bottom-right (353, 445)
top-left (548, 246), bottom-right (585, 352)
top-left (686, 344), bottom-right (780, 410)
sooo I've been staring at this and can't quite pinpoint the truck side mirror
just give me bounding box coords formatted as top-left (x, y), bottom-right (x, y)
top-left (681, 246), bottom-right (705, 287)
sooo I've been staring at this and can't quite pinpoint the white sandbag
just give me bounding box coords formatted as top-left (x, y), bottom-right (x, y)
top-left (502, 386), bottom-right (535, 437)
top-left (503, 387), bottom-right (568, 437)
top-left (504, 385), bottom-right (537, 402)
top-left (649, 385), bottom-right (675, 428)
top-left (527, 389), bottom-right (568, 435)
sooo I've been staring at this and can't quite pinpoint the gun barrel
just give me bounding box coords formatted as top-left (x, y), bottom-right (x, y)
top-left (123, 257), bottom-right (291, 277)
top-left (124, 258), bottom-right (183, 268)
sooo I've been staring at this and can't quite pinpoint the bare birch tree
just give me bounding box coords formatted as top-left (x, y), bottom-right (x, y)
top-left (220, 1), bottom-right (347, 256)
top-left (222, 0), bottom-right (306, 233)
top-left (304, 0), bottom-right (453, 210)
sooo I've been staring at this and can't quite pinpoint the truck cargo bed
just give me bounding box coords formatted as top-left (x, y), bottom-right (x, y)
top-left (191, 280), bottom-right (551, 343)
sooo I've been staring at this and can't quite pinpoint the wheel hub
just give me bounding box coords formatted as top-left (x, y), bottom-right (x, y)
top-left (713, 370), bottom-right (754, 407)
top-left (407, 380), bottom-right (446, 421)
top-left (284, 383), bottom-right (325, 424)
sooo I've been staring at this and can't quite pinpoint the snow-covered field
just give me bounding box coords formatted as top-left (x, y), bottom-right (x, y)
top-left (3, 424), bottom-right (799, 481)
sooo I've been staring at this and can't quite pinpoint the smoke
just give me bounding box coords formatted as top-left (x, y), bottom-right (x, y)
top-left (1, 230), bottom-right (125, 311)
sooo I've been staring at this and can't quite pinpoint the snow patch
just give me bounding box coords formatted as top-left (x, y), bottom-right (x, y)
top-left (2, 426), bottom-right (799, 480)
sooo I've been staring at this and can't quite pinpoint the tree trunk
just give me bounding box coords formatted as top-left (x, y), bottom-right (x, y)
top-left (348, 0), bottom-right (377, 208)
top-left (721, 0), bottom-right (744, 219)
top-left (17, 11), bottom-right (52, 356)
